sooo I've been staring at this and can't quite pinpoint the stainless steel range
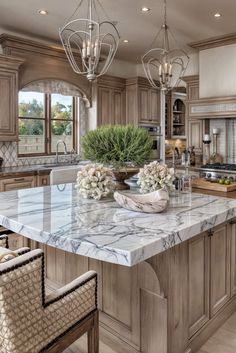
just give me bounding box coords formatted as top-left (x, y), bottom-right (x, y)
top-left (200, 163), bottom-right (236, 181)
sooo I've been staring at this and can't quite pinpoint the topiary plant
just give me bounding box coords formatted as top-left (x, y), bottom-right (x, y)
top-left (81, 125), bottom-right (153, 168)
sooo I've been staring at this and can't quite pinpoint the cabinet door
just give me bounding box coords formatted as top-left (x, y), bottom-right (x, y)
top-left (37, 175), bottom-right (50, 187)
top-left (98, 87), bottom-right (111, 125)
top-left (188, 233), bottom-right (210, 337)
top-left (229, 220), bottom-right (236, 297)
top-left (112, 89), bottom-right (125, 124)
top-left (0, 176), bottom-right (36, 192)
top-left (139, 88), bottom-right (149, 123)
top-left (126, 85), bottom-right (138, 125)
top-left (188, 119), bottom-right (203, 149)
top-left (0, 70), bottom-right (17, 141)
top-left (210, 223), bottom-right (231, 316)
top-left (149, 89), bottom-right (160, 124)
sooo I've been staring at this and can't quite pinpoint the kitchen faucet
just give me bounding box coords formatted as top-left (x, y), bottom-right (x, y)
top-left (56, 140), bottom-right (68, 164)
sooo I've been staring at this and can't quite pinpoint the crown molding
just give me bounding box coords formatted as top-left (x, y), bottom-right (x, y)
top-left (189, 32), bottom-right (236, 51)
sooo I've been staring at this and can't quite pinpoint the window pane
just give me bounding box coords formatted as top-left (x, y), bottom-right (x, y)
top-left (51, 94), bottom-right (73, 120)
top-left (51, 120), bottom-right (73, 152)
top-left (18, 118), bottom-right (45, 154)
top-left (19, 91), bottom-right (44, 118)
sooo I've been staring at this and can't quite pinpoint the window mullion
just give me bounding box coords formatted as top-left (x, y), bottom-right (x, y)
top-left (45, 94), bottom-right (51, 155)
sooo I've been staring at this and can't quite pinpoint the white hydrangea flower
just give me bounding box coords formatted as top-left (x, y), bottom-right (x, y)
top-left (75, 164), bottom-right (115, 200)
top-left (137, 161), bottom-right (175, 194)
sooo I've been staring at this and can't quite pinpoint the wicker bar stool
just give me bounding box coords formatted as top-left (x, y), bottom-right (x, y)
top-left (0, 235), bottom-right (99, 353)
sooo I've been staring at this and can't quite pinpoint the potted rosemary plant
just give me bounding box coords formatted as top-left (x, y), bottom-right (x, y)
top-left (81, 125), bottom-right (153, 189)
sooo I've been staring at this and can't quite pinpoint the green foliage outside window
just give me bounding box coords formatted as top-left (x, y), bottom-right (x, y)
top-left (19, 99), bottom-right (72, 135)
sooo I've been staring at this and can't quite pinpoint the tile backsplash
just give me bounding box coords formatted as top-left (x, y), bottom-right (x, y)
top-left (209, 119), bottom-right (236, 164)
top-left (0, 142), bottom-right (75, 167)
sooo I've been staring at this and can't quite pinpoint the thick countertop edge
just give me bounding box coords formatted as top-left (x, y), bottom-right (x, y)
top-left (1, 202), bottom-right (236, 267)
top-left (0, 215), bottom-right (132, 266)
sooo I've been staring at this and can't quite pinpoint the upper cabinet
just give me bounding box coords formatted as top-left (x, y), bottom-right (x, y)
top-left (96, 75), bottom-right (126, 126)
top-left (126, 77), bottom-right (160, 126)
top-left (171, 92), bottom-right (186, 139)
top-left (0, 55), bottom-right (24, 142)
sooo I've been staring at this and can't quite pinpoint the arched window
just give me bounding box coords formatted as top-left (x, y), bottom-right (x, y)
top-left (18, 80), bottom-right (83, 156)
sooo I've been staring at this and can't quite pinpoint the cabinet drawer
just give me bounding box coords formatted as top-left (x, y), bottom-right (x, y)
top-left (0, 176), bottom-right (36, 192)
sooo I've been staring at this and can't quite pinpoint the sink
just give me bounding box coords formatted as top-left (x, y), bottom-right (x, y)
top-left (50, 165), bottom-right (84, 185)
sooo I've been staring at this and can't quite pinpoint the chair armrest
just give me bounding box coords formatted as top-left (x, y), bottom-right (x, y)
top-left (14, 247), bottom-right (31, 256)
top-left (45, 270), bottom-right (97, 306)
top-left (0, 249), bottom-right (43, 273)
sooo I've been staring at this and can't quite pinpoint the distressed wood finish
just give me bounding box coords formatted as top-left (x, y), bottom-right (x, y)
top-left (5, 217), bottom-right (236, 353)
top-left (95, 75), bottom-right (126, 126)
top-left (0, 33), bottom-right (91, 103)
top-left (188, 233), bottom-right (210, 337)
top-left (210, 223), bottom-right (231, 316)
top-left (0, 54), bottom-right (24, 141)
top-left (230, 219), bottom-right (236, 297)
top-left (0, 175), bottom-right (36, 192)
top-left (187, 120), bottom-right (203, 150)
top-left (126, 77), bottom-right (160, 125)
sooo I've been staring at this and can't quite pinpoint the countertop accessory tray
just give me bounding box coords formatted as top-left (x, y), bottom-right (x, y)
top-left (192, 178), bottom-right (236, 192)
top-left (114, 189), bottom-right (169, 213)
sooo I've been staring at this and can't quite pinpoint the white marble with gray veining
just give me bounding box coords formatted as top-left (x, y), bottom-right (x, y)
top-left (0, 184), bottom-right (236, 266)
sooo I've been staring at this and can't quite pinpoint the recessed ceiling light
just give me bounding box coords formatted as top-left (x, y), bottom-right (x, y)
top-left (123, 39), bottom-right (129, 43)
top-left (214, 12), bottom-right (222, 18)
top-left (38, 9), bottom-right (48, 15)
top-left (141, 7), bottom-right (150, 13)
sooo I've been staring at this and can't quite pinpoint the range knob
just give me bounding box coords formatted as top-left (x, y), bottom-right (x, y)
top-left (207, 173), bottom-right (212, 178)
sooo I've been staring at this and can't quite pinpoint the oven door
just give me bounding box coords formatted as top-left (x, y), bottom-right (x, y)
top-left (150, 135), bottom-right (161, 160)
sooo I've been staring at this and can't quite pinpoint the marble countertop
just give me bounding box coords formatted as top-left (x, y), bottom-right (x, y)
top-left (0, 165), bottom-right (52, 177)
top-left (0, 184), bottom-right (236, 267)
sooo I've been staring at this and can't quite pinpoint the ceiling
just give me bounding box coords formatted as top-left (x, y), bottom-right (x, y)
top-left (0, 0), bottom-right (236, 62)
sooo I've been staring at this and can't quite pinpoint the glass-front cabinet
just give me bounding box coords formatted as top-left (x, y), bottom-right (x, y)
top-left (171, 92), bottom-right (186, 139)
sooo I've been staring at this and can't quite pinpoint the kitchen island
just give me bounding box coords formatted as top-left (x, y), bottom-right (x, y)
top-left (0, 184), bottom-right (236, 353)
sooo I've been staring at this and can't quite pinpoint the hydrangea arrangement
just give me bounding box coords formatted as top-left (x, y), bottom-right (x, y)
top-left (137, 161), bottom-right (175, 194)
top-left (75, 164), bottom-right (115, 200)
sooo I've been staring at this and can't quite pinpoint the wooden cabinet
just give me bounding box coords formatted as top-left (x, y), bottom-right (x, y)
top-left (188, 119), bottom-right (203, 150)
top-left (171, 92), bottom-right (186, 139)
top-left (0, 54), bottom-right (24, 141)
top-left (126, 77), bottom-right (160, 125)
top-left (188, 233), bottom-right (210, 337)
top-left (210, 224), bottom-right (231, 316)
top-left (0, 175), bottom-right (36, 192)
top-left (188, 222), bottom-right (232, 338)
top-left (230, 219), bottom-right (236, 297)
top-left (37, 174), bottom-right (50, 186)
top-left (96, 76), bottom-right (126, 126)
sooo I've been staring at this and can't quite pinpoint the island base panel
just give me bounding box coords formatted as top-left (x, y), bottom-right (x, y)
top-left (5, 220), bottom-right (236, 353)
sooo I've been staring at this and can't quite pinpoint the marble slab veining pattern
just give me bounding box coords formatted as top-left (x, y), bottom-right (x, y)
top-left (0, 184), bottom-right (236, 266)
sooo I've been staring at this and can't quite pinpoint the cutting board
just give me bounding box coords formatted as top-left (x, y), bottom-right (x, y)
top-left (192, 178), bottom-right (236, 192)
